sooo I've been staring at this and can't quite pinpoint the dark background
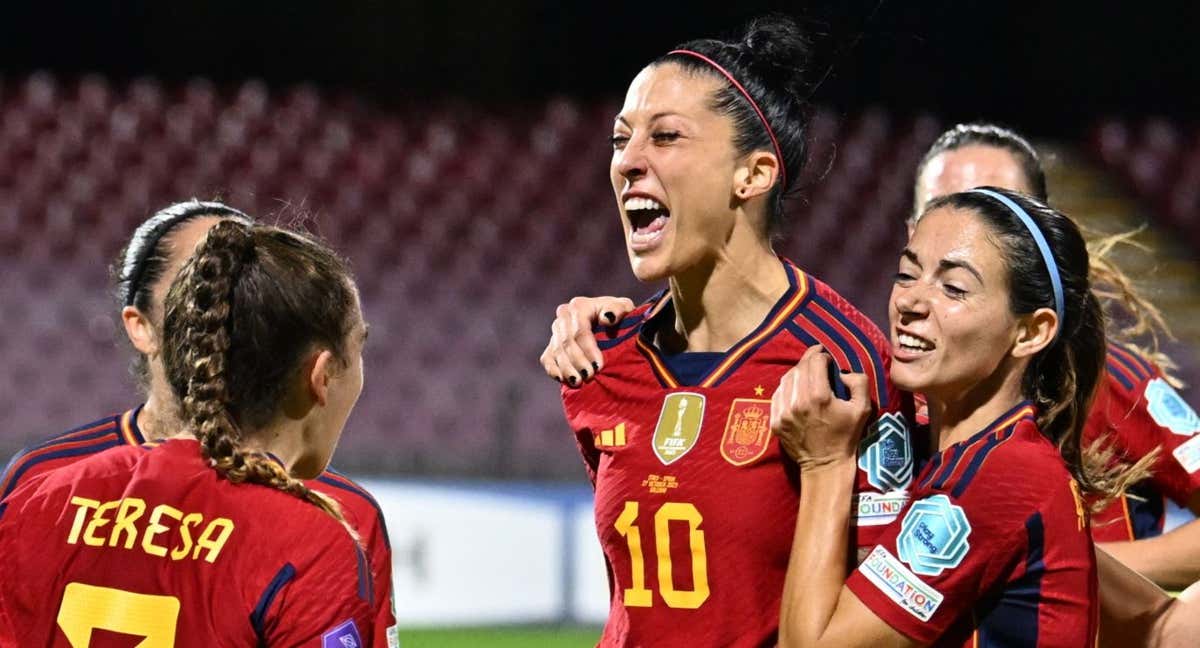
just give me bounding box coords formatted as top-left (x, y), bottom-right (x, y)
top-left (3, 1), bottom-right (1195, 134)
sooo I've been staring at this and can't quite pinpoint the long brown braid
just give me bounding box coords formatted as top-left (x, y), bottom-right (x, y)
top-left (161, 219), bottom-right (359, 540)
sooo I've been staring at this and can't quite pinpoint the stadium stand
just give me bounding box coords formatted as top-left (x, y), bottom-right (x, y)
top-left (1, 73), bottom-right (1195, 479)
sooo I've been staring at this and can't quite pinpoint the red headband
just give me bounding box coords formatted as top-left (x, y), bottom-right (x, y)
top-left (668, 49), bottom-right (786, 190)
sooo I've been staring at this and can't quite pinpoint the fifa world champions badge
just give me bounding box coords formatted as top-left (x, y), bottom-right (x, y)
top-left (720, 398), bottom-right (772, 466)
top-left (1145, 378), bottom-right (1200, 435)
top-left (897, 495), bottom-right (971, 577)
top-left (652, 392), bottom-right (706, 465)
top-left (858, 413), bottom-right (913, 491)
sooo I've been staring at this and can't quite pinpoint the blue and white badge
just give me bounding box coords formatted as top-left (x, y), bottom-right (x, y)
top-left (858, 413), bottom-right (913, 491)
top-left (323, 619), bottom-right (363, 648)
top-left (1145, 378), bottom-right (1200, 436)
top-left (897, 495), bottom-right (971, 576)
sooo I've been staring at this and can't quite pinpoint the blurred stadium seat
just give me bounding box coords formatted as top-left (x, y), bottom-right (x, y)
top-left (2, 73), bottom-right (1195, 479)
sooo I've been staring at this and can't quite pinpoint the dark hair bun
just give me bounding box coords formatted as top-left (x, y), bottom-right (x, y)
top-left (739, 14), bottom-right (811, 98)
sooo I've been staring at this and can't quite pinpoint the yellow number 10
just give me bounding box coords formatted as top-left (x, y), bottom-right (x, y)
top-left (57, 582), bottom-right (180, 647)
top-left (614, 501), bottom-right (710, 609)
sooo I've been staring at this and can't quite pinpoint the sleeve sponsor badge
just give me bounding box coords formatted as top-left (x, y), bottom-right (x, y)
top-left (897, 494), bottom-right (971, 576)
top-left (858, 413), bottom-right (913, 491)
top-left (323, 619), bottom-right (364, 648)
top-left (858, 545), bottom-right (944, 622)
top-left (1145, 378), bottom-right (1200, 436)
top-left (852, 491), bottom-right (910, 526)
top-left (1173, 434), bottom-right (1200, 474)
top-left (652, 392), bottom-right (706, 465)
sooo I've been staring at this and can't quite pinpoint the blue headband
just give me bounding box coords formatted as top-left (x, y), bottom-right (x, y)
top-left (968, 189), bottom-right (1064, 340)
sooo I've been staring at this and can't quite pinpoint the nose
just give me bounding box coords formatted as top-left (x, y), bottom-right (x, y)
top-left (891, 282), bottom-right (930, 322)
top-left (614, 136), bottom-right (648, 183)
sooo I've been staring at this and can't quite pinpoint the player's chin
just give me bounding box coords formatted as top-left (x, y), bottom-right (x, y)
top-left (626, 248), bottom-right (672, 283)
top-left (889, 362), bottom-right (930, 394)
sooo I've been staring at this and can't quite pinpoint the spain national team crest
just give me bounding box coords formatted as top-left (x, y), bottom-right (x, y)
top-left (720, 398), bottom-right (772, 466)
top-left (652, 392), bottom-right (706, 465)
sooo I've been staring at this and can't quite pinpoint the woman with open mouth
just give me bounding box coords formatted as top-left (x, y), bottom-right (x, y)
top-left (543, 14), bottom-right (916, 647)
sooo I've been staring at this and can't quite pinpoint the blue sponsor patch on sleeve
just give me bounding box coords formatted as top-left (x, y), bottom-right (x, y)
top-left (323, 619), bottom-right (364, 648)
top-left (1145, 378), bottom-right (1200, 436)
top-left (858, 413), bottom-right (913, 491)
top-left (897, 494), bottom-right (971, 576)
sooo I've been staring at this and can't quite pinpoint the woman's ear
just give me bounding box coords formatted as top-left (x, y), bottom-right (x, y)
top-left (1012, 307), bottom-right (1058, 359)
top-left (121, 306), bottom-right (159, 355)
top-left (732, 151), bottom-right (781, 201)
top-left (307, 350), bottom-right (337, 407)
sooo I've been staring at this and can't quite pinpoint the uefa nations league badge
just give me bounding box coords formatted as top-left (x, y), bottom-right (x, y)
top-left (323, 619), bottom-right (363, 648)
top-left (858, 413), bottom-right (913, 491)
top-left (1146, 378), bottom-right (1200, 435)
top-left (897, 494), bottom-right (971, 576)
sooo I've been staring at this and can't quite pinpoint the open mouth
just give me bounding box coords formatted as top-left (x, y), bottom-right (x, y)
top-left (896, 331), bottom-right (935, 354)
top-left (624, 196), bottom-right (670, 249)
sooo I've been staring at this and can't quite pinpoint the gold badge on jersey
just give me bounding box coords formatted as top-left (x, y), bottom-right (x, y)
top-left (652, 392), bottom-right (706, 465)
top-left (720, 398), bottom-right (772, 466)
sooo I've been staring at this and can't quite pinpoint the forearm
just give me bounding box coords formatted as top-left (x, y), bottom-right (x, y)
top-left (779, 458), bottom-right (857, 648)
top-left (1096, 546), bottom-right (1175, 648)
top-left (1099, 519), bottom-right (1200, 591)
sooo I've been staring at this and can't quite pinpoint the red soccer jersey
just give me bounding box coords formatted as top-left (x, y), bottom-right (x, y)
top-left (847, 402), bottom-right (1097, 647)
top-left (0, 405), bottom-right (397, 644)
top-left (562, 260), bottom-right (913, 648)
top-left (1086, 345), bottom-right (1200, 542)
top-left (0, 438), bottom-right (373, 647)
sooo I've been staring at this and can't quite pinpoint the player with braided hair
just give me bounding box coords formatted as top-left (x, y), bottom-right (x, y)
top-left (0, 199), bottom-right (396, 645)
top-left (0, 219), bottom-right (375, 646)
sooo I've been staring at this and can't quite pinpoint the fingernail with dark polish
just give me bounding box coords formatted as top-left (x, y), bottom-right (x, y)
top-left (581, 368), bottom-right (589, 379)
top-left (568, 376), bottom-right (577, 386)
top-left (604, 312), bottom-right (616, 323)
top-left (592, 361), bottom-right (600, 371)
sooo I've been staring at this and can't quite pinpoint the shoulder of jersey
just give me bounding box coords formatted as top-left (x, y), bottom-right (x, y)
top-left (919, 410), bottom-right (1066, 502)
top-left (801, 275), bottom-right (890, 350)
top-left (589, 294), bottom-right (661, 353)
top-left (0, 413), bottom-right (128, 500)
top-left (1104, 342), bottom-right (1161, 394)
top-left (309, 467), bottom-right (388, 543)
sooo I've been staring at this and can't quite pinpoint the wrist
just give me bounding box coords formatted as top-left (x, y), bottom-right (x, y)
top-left (797, 454), bottom-right (857, 476)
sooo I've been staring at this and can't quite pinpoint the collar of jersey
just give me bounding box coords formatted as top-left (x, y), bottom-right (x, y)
top-left (120, 404), bottom-right (148, 446)
top-left (950, 400), bottom-right (1038, 451)
top-left (635, 257), bottom-right (810, 389)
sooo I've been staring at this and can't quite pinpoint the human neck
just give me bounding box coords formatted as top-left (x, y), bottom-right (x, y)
top-left (240, 418), bottom-right (321, 480)
top-left (926, 366), bottom-right (1028, 451)
top-left (662, 231), bottom-right (788, 353)
top-left (139, 384), bottom-right (184, 441)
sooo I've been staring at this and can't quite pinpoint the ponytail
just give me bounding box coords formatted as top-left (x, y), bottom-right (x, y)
top-left (1087, 227), bottom-right (1182, 387)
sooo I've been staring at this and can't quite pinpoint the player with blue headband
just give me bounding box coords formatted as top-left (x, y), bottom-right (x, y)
top-left (770, 186), bottom-right (1155, 647)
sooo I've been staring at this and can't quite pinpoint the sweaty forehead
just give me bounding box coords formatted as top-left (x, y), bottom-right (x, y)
top-left (918, 146), bottom-right (1030, 204)
top-left (618, 63), bottom-right (723, 122)
top-left (910, 206), bottom-right (1008, 276)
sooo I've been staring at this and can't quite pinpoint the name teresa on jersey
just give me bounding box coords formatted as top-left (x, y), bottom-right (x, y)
top-left (65, 495), bottom-right (235, 563)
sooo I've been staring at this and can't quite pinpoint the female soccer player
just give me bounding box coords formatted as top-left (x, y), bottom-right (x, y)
top-left (0, 201), bottom-right (395, 644)
top-left (549, 122), bottom-right (1200, 591)
top-left (0, 220), bottom-right (375, 645)
top-left (913, 124), bottom-right (1200, 590)
top-left (551, 16), bottom-right (914, 646)
top-left (772, 188), bottom-right (1138, 646)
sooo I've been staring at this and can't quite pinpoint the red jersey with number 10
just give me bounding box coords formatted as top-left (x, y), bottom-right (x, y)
top-left (0, 438), bottom-right (374, 647)
top-left (562, 260), bottom-right (913, 648)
